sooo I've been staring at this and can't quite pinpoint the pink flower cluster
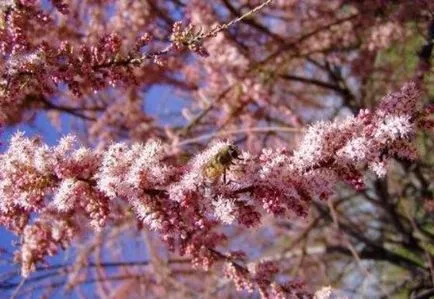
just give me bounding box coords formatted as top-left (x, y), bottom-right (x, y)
top-left (224, 260), bottom-right (308, 299)
top-left (170, 21), bottom-right (210, 57)
top-left (0, 1), bottom-right (206, 124)
top-left (15, 214), bottom-right (76, 278)
top-left (0, 82), bottom-right (424, 294)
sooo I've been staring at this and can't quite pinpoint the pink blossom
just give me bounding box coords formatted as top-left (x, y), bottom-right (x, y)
top-left (0, 77), bottom-right (426, 290)
top-left (16, 216), bottom-right (77, 277)
top-left (212, 195), bottom-right (236, 225)
top-left (0, 0), bottom-right (431, 296)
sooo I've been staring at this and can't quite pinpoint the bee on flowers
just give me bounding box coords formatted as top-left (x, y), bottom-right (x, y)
top-left (203, 144), bottom-right (243, 183)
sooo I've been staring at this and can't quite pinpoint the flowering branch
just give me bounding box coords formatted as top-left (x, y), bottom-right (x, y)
top-left (0, 0), bottom-right (273, 105)
top-left (0, 79), bottom-right (426, 296)
top-left (1, 1), bottom-right (433, 297)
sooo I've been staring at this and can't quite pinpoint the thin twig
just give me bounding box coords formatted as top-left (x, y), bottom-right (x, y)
top-left (196, 0), bottom-right (274, 41)
top-left (9, 277), bottom-right (26, 299)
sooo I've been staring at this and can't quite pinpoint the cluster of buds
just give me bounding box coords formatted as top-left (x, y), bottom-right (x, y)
top-left (170, 21), bottom-right (209, 57)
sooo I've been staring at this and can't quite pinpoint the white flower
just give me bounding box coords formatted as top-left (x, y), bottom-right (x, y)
top-left (374, 115), bottom-right (412, 140)
top-left (212, 196), bottom-right (236, 225)
top-left (337, 137), bottom-right (369, 162)
top-left (130, 198), bottom-right (162, 230)
top-left (369, 161), bottom-right (387, 178)
top-left (53, 178), bottom-right (80, 211)
top-left (54, 135), bottom-right (77, 154)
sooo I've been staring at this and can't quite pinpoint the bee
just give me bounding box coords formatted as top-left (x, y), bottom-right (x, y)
top-left (203, 144), bottom-right (243, 183)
